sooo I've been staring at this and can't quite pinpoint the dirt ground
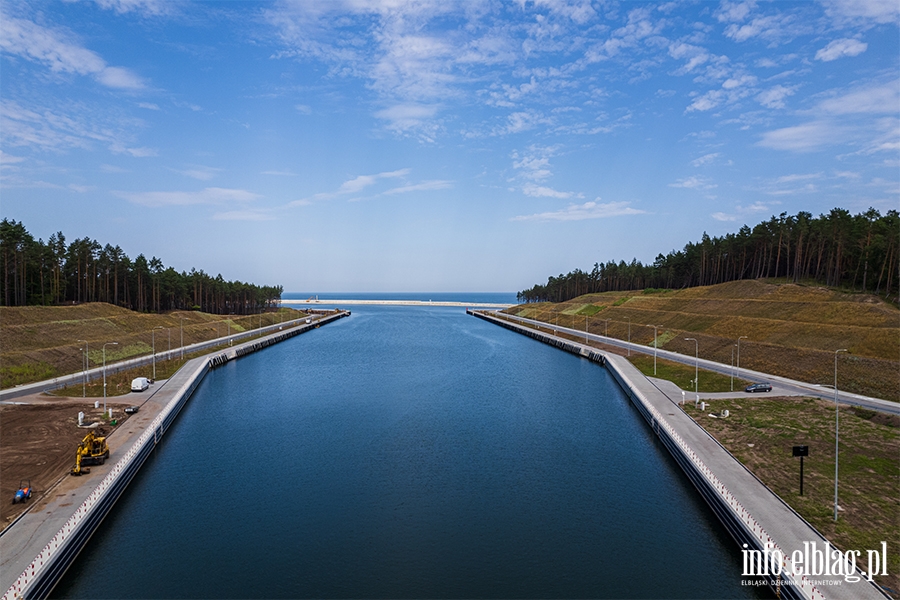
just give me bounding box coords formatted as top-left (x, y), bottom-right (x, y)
top-left (0, 395), bottom-right (133, 528)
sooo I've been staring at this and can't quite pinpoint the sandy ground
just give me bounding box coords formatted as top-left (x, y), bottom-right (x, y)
top-left (0, 394), bottom-right (134, 528)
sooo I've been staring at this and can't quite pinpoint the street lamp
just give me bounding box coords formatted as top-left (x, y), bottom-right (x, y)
top-left (102, 342), bottom-right (118, 417)
top-left (77, 339), bottom-right (88, 398)
top-left (730, 345), bottom-right (737, 391)
top-left (736, 335), bottom-right (748, 380)
top-left (152, 326), bottom-right (164, 380)
top-left (685, 338), bottom-right (698, 395)
top-left (585, 314), bottom-right (588, 343)
top-left (647, 325), bottom-right (660, 375)
top-left (834, 348), bottom-right (848, 522)
top-left (603, 319), bottom-right (610, 338)
top-left (626, 316), bottom-right (631, 357)
top-left (180, 317), bottom-right (184, 360)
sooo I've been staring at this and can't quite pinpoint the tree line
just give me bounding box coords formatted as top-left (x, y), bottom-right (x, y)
top-left (0, 219), bottom-right (283, 314)
top-left (518, 208), bottom-right (899, 303)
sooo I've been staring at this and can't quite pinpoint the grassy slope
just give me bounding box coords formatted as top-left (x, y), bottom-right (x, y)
top-left (507, 279), bottom-right (900, 402)
top-left (0, 303), bottom-right (305, 388)
top-left (684, 396), bottom-right (899, 595)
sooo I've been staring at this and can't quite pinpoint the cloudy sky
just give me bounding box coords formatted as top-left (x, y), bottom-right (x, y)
top-left (1, 0), bottom-right (897, 292)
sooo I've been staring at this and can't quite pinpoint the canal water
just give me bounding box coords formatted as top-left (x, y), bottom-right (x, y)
top-left (54, 301), bottom-right (766, 598)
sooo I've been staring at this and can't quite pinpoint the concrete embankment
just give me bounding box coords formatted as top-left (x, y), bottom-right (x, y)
top-left (469, 309), bottom-right (888, 600)
top-left (1, 311), bottom-right (349, 600)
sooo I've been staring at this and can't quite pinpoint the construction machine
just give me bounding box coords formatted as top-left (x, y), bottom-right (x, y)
top-left (71, 431), bottom-right (110, 476)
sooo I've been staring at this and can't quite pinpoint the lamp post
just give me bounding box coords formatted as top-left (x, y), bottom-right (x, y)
top-left (603, 319), bottom-right (609, 338)
top-left (102, 342), bottom-right (118, 417)
top-left (730, 345), bottom-right (736, 391)
top-left (152, 326), bottom-right (164, 380)
top-left (626, 317), bottom-right (631, 357)
top-left (180, 317), bottom-right (184, 360)
top-left (77, 340), bottom-right (87, 397)
top-left (585, 314), bottom-right (588, 343)
top-left (834, 348), bottom-right (848, 522)
top-left (736, 335), bottom-right (748, 380)
top-left (647, 325), bottom-right (660, 375)
top-left (685, 338), bottom-right (698, 395)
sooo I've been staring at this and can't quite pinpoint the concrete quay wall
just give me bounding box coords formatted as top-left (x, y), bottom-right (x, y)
top-left (469, 310), bottom-right (888, 600)
top-left (2, 311), bottom-right (349, 600)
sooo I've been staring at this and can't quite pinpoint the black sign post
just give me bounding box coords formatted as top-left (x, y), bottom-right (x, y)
top-left (793, 445), bottom-right (809, 496)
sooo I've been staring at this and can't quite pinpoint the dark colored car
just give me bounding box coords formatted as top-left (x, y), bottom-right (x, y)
top-left (745, 382), bottom-right (773, 393)
top-left (124, 405), bottom-right (140, 414)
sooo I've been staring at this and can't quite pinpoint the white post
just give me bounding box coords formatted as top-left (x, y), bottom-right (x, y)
top-left (834, 348), bottom-right (848, 521)
top-left (102, 342), bottom-right (118, 417)
top-left (737, 335), bottom-right (748, 380)
top-left (685, 338), bottom-right (698, 394)
top-left (77, 339), bottom-right (87, 398)
top-left (626, 317), bottom-right (631, 357)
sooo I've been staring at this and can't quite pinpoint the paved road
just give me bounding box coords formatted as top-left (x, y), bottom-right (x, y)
top-left (0, 314), bottom-right (324, 402)
top-left (496, 311), bottom-right (899, 416)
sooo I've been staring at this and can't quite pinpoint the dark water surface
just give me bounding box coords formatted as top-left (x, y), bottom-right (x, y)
top-left (55, 306), bottom-right (764, 599)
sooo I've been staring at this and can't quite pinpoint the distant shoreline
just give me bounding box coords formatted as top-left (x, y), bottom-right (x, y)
top-left (280, 299), bottom-right (513, 308)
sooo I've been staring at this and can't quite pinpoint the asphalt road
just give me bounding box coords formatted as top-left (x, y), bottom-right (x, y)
top-left (497, 311), bottom-right (900, 416)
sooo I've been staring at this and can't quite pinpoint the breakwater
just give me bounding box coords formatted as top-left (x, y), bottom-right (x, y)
top-left (1, 311), bottom-right (349, 600)
top-left (469, 309), bottom-right (887, 600)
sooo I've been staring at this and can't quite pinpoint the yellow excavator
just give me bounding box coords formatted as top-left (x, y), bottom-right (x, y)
top-left (71, 431), bottom-right (110, 476)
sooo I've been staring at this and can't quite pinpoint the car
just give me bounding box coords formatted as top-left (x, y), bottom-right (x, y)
top-left (124, 406), bottom-right (140, 414)
top-left (745, 382), bottom-right (773, 393)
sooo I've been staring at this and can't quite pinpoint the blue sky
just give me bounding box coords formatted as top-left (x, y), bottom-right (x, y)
top-left (1, 0), bottom-right (897, 293)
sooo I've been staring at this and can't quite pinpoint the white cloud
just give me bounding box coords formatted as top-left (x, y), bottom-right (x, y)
top-left (0, 15), bottom-right (145, 89)
top-left (111, 144), bottom-right (158, 157)
top-left (68, 184), bottom-right (94, 193)
top-left (757, 121), bottom-right (843, 151)
top-left (261, 170), bottom-right (297, 176)
top-left (756, 85), bottom-right (796, 109)
top-left (711, 212), bottom-right (737, 221)
top-left (295, 104), bottom-right (312, 114)
top-left (522, 183), bottom-right (580, 199)
top-left (380, 180), bottom-right (453, 195)
top-left (822, 0), bottom-right (900, 24)
top-left (511, 145), bottom-right (560, 180)
top-left (686, 90), bottom-right (725, 112)
top-left (116, 187), bottom-right (262, 207)
top-left (93, 0), bottom-right (175, 17)
top-left (816, 82), bottom-right (899, 115)
top-left (815, 38), bottom-right (867, 61)
top-left (669, 176), bottom-right (717, 189)
top-left (337, 169), bottom-right (410, 195)
top-left (138, 102), bottom-right (160, 110)
top-left (375, 104), bottom-right (441, 138)
top-left (774, 172), bottom-right (823, 183)
top-left (0, 150), bottom-right (25, 164)
top-left (715, 1), bottom-right (755, 23)
top-left (512, 200), bottom-right (645, 222)
top-left (691, 153), bottom-right (720, 167)
top-left (176, 165), bottom-right (221, 181)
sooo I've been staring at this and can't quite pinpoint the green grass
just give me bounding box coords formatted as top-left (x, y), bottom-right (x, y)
top-left (683, 396), bottom-right (899, 594)
top-left (629, 354), bottom-right (753, 392)
top-left (0, 363), bottom-right (58, 387)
